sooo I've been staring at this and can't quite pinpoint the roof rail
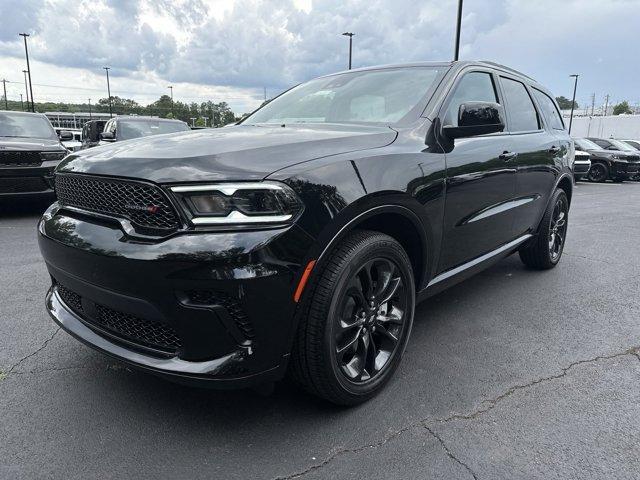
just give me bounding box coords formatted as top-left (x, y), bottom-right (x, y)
top-left (478, 61), bottom-right (536, 82)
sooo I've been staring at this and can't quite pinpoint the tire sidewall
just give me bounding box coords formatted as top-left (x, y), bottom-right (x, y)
top-left (323, 237), bottom-right (415, 400)
top-left (543, 189), bottom-right (569, 266)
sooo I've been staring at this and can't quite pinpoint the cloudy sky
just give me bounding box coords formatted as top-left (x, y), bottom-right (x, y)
top-left (1, 0), bottom-right (638, 114)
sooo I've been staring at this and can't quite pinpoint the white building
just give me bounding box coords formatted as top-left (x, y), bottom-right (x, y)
top-left (568, 115), bottom-right (640, 139)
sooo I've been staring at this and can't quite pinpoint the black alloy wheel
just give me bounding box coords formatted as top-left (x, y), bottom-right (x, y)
top-left (289, 230), bottom-right (415, 405)
top-left (548, 195), bottom-right (568, 262)
top-left (333, 258), bottom-right (408, 384)
top-left (519, 188), bottom-right (569, 270)
top-left (588, 163), bottom-right (608, 182)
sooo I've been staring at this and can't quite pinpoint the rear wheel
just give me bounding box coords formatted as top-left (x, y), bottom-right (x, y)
top-left (519, 189), bottom-right (569, 270)
top-left (588, 162), bottom-right (608, 182)
top-left (289, 230), bottom-right (415, 405)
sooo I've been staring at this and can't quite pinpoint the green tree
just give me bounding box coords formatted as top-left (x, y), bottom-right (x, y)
top-left (613, 101), bottom-right (632, 115)
top-left (556, 96), bottom-right (578, 109)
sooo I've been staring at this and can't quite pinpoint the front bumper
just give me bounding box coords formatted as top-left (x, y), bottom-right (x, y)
top-left (0, 165), bottom-right (56, 197)
top-left (573, 161), bottom-right (591, 176)
top-left (38, 203), bottom-right (314, 387)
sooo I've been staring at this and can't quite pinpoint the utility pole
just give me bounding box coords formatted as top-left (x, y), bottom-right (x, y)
top-left (568, 74), bottom-right (579, 134)
top-left (22, 70), bottom-right (30, 111)
top-left (603, 94), bottom-right (609, 117)
top-left (19, 33), bottom-right (35, 112)
top-left (263, 86), bottom-right (267, 102)
top-left (590, 93), bottom-right (595, 116)
top-left (20, 94), bottom-right (24, 111)
top-left (454, 0), bottom-right (464, 60)
top-left (167, 85), bottom-right (173, 116)
top-left (342, 32), bottom-right (355, 69)
top-left (103, 67), bottom-right (112, 118)
top-left (2, 79), bottom-right (7, 110)
top-left (88, 98), bottom-right (92, 119)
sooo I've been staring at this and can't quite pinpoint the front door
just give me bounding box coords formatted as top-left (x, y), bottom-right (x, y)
top-left (438, 70), bottom-right (518, 271)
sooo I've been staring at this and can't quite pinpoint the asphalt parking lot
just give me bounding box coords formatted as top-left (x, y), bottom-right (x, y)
top-left (2, 181), bottom-right (640, 480)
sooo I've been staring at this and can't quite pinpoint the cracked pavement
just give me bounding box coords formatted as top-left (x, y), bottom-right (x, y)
top-left (2, 182), bottom-right (640, 479)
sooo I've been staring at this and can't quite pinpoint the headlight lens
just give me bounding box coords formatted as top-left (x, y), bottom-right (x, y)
top-left (171, 182), bottom-right (304, 226)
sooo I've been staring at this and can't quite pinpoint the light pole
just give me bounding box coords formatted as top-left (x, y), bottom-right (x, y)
top-left (22, 70), bottom-right (29, 111)
top-left (342, 32), bottom-right (355, 70)
top-left (20, 94), bottom-right (24, 111)
top-left (103, 67), bottom-right (112, 118)
top-left (454, 0), bottom-right (463, 60)
top-left (2, 79), bottom-right (7, 110)
top-left (19, 33), bottom-right (35, 112)
top-left (568, 74), bottom-right (579, 134)
top-left (168, 85), bottom-right (173, 116)
top-left (88, 98), bottom-right (92, 119)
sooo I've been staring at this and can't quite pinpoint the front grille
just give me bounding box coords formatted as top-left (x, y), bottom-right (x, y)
top-left (0, 177), bottom-right (49, 194)
top-left (55, 282), bottom-right (181, 355)
top-left (55, 173), bottom-right (180, 235)
top-left (186, 290), bottom-right (255, 340)
top-left (0, 151), bottom-right (42, 167)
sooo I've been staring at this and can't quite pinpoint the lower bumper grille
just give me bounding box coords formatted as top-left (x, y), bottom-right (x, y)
top-left (186, 290), bottom-right (255, 340)
top-left (0, 177), bottom-right (50, 194)
top-left (55, 282), bottom-right (181, 355)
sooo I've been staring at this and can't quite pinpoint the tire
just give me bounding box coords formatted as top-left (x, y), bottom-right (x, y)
top-left (289, 230), bottom-right (415, 405)
top-left (588, 162), bottom-right (608, 182)
top-left (519, 189), bottom-right (569, 270)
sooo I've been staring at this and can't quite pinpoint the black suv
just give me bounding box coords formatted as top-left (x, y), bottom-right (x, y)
top-left (1, 111), bottom-right (71, 198)
top-left (39, 61), bottom-right (573, 405)
top-left (576, 137), bottom-right (640, 182)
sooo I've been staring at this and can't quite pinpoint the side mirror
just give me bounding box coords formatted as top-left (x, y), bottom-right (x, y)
top-left (443, 102), bottom-right (505, 139)
top-left (100, 131), bottom-right (116, 142)
top-left (59, 130), bottom-right (74, 141)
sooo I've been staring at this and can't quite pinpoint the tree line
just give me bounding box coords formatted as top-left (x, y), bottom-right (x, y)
top-left (1, 95), bottom-right (242, 126)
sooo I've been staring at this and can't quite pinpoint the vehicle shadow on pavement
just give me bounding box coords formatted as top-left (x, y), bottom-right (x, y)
top-left (0, 197), bottom-right (53, 218)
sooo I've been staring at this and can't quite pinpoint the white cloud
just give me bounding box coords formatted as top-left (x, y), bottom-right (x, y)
top-left (1, 0), bottom-right (638, 112)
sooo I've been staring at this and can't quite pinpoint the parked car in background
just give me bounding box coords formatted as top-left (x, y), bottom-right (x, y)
top-left (58, 129), bottom-right (83, 152)
top-left (39, 61), bottom-right (574, 405)
top-left (574, 138), bottom-right (639, 182)
top-left (0, 111), bottom-right (71, 199)
top-left (572, 146), bottom-right (591, 182)
top-left (81, 120), bottom-right (107, 150)
top-left (99, 116), bottom-right (190, 144)
top-left (618, 139), bottom-right (640, 151)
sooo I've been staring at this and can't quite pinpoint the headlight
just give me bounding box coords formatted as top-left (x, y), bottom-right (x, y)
top-left (170, 182), bottom-right (304, 226)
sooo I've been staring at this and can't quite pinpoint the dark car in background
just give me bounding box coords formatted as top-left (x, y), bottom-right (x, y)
top-left (574, 138), bottom-right (639, 182)
top-left (99, 116), bottom-right (190, 144)
top-left (38, 61), bottom-right (574, 405)
top-left (619, 139), bottom-right (640, 151)
top-left (0, 111), bottom-right (71, 199)
top-left (81, 120), bottom-right (107, 150)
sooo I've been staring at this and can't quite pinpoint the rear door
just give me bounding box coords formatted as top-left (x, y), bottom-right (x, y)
top-left (438, 69), bottom-right (518, 271)
top-left (499, 76), bottom-right (563, 237)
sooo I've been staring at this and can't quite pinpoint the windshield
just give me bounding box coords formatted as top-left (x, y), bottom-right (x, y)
top-left (118, 120), bottom-right (190, 140)
top-left (574, 138), bottom-right (601, 150)
top-left (0, 112), bottom-right (57, 140)
top-left (607, 139), bottom-right (636, 152)
top-left (244, 67), bottom-right (443, 126)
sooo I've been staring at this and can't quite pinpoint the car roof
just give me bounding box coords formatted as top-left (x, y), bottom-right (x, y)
top-left (0, 110), bottom-right (48, 119)
top-left (112, 116), bottom-right (184, 123)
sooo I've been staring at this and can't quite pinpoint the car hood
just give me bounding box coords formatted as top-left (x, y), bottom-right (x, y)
top-left (57, 124), bottom-right (397, 182)
top-left (0, 137), bottom-right (64, 151)
top-left (586, 148), bottom-right (639, 160)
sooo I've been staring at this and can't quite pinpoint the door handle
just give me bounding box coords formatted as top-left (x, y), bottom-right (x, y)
top-left (499, 151), bottom-right (518, 161)
top-left (549, 146), bottom-right (561, 154)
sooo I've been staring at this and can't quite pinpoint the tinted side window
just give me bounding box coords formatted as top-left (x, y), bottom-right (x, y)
top-left (532, 89), bottom-right (564, 130)
top-left (500, 77), bottom-right (540, 132)
top-left (591, 139), bottom-right (609, 148)
top-left (445, 72), bottom-right (498, 126)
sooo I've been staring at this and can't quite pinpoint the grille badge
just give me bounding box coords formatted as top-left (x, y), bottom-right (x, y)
top-left (125, 204), bottom-right (161, 214)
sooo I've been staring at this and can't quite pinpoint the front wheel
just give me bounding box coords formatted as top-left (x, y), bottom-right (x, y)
top-left (519, 189), bottom-right (569, 270)
top-left (588, 163), bottom-right (608, 182)
top-left (289, 230), bottom-right (415, 405)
